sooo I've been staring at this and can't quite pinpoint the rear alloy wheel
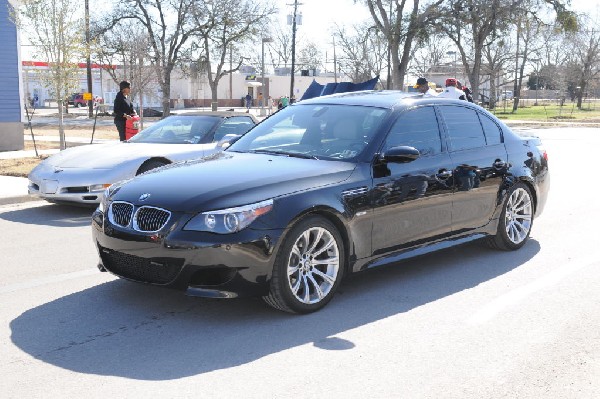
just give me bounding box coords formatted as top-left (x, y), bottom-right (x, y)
top-left (487, 182), bottom-right (534, 250)
top-left (263, 216), bottom-right (344, 314)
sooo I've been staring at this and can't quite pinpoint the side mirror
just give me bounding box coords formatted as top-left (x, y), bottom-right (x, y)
top-left (380, 146), bottom-right (420, 163)
top-left (217, 134), bottom-right (241, 149)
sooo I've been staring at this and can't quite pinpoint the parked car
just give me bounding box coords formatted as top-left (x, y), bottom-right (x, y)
top-left (92, 91), bottom-right (550, 313)
top-left (29, 112), bottom-right (257, 205)
top-left (68, 93), bottom-right (104, 108)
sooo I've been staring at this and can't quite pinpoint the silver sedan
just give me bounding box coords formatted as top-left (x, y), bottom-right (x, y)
top-left (28, 112), bottom-right (257, 205)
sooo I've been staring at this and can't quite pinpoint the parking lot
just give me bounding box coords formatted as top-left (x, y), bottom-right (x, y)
top-left (1, 127), bottom-right (599, 398)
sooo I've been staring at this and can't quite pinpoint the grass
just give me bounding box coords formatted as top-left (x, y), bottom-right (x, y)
top-left (489, 100), bottom-right (600, 121)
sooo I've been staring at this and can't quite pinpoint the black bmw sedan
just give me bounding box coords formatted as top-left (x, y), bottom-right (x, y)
top-left (92, 91), bottom-right (549, 313)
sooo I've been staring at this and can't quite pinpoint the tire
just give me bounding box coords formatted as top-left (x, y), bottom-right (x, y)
top-left (136, 160), bottom-right (167, 175)
top-left (263, 216), bottom-right (345, 314)
top-left (486, 182), bottom-right (534, 250)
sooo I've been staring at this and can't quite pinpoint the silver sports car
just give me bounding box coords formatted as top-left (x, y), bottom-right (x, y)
top-left (28, 111), bottom-right (257, 205)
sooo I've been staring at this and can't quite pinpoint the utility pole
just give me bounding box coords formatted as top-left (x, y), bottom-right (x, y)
top-left (85, 0), bottom-right (93, 117)
top-left (333, 36), bottom-right (337, 83)
top-left (288, 1), bottom-right (302, 100)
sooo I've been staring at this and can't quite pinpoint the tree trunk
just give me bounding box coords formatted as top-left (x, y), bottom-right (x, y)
top-left (58, 103), bottom-right (66, 150)
top-left (161, 75), bottom-right (171, 117)
top-left (576, 80), bottom-right (585, 109)
top-left (390, 41), bottom-right (402, 89)
top-left (489, 71), bottom-right (497, 109)
top-left (210, 82), bottom-right (219, 111)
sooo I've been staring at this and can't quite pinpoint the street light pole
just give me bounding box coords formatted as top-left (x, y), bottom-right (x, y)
top-left (85, 0), bottom-right (93, 118)
top-left (261, 37), bottom-right (273, 116)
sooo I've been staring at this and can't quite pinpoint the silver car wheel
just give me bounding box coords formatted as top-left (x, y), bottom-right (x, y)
top-left (504, 187), bottom-right (533, 245)
top-left (286, 227), bottom-right (340, 305)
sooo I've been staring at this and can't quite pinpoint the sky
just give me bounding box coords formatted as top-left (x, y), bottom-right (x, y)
top-left (20, 0), bottom-right (598, 62)
top-left (278, 0), bottom-right (368, 55)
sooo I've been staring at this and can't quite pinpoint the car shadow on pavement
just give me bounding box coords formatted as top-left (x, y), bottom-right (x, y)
top-left (10, 240), bottom-right (540, 381)
top-left (0, 203), bottom-right (94, 227)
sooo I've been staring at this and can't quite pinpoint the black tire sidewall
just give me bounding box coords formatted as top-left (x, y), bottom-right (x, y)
top-left (273, 216), bottom-right (345, 313)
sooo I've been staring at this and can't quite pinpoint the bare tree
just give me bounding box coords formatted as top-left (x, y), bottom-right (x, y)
top-left (482, 38), bottom-right (513, 109)
top-left (333, 22), bottom-right (386, 83)
top-left (297, 41), bottom-right (324, 72)
top-left (269, 23), bottom-right (295, 71)
top-left (509, 10), bottom-right (545, 111)
top-left (361, 0), bottom-right (444, 90)
top-left (435, 0), bottom-right (522, 102)
top-left (190, 0), bottom-right (277, 111)
top-left (11, 0), bottom-right (85, 150)
top-left (93, 25), bottom-right (157, 128)
top-left (410, 33), bottom-right (451, 79)
top-left (563, 16), bottom-right (600, 108)
top-left (101, 0), bottom-right (203, 117)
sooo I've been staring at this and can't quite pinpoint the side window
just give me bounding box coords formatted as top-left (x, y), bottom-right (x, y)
top-left (439, 106), bottom-right (486, 152)
top-left (478, 113), bottom-right (503, 145)
top-left (383, 107), bottom-right (442, 156)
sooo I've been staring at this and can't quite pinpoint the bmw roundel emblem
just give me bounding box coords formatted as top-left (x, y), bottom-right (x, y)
top-left (139, 193), bottom-right (151, 201)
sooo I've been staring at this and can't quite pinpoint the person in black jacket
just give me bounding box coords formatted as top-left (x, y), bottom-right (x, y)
top-left (113, 80), bottom-right (136, 141)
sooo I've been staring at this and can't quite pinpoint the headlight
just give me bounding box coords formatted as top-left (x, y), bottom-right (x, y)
top-left (183, 199), bottom-right (273, 234)
top-left (89, 183), bottom-right (112, 192)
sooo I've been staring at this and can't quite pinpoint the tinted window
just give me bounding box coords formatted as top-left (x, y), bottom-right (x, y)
top-left (383, 107), bottom-right (442, 156)
top-left (439, 106), bottom-right (486, 152)
top-left (479, 113), bottom-right (503, 145)
top-left (229, 104), bottom-right (390, 160)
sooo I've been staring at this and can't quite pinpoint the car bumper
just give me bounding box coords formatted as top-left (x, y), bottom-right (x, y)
top-left (28, 167), bottom-right (125, 205)
top-left (28, 181), bottom-right (105, 204)
top-left (92, 209), bottom-right (284, 298)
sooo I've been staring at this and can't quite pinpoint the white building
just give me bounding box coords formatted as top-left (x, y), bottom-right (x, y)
top-left (22, 61), bottom-right (341, 111)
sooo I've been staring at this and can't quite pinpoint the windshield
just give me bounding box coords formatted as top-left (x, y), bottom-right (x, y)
top-left (227, 104), bottom-right (390, 160)
top-left (128, 115), bottom-right (221, 144)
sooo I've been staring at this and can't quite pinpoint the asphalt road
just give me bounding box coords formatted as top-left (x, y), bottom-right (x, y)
top-left (1, 127), bottom-right (599, 398)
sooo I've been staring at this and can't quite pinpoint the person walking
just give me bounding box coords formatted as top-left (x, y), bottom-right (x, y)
top-left (245, 93), bottom-right (252, 112)
top-left (437, 78), bottom-right (466, 100)
top-left (113, 80), bottom-right (136, 141)
top-left (258, 92), bottom-right (264, 107)
top-left (413, 77), bottom-right (438, 97)
top-left (268, 96), bottom-right (275, 115)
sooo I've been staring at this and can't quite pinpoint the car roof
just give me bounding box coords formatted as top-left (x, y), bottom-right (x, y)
top-left (296, 90), bottom-right (473, 110)
top-left (170, 111), bottom-right (258, 122)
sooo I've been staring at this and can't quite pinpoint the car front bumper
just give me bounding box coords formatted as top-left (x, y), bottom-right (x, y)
top-left (92, 209), bottom-right (284, 298)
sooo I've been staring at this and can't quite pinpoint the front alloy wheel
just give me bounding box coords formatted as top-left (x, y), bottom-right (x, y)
top-left (487, 182), bottom-right (534, 250)
top-left (263, 216), bottom-right (344, 313)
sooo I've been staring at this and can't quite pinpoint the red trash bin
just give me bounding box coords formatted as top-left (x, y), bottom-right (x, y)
top-left (125, 115), bottom-right (141, 140)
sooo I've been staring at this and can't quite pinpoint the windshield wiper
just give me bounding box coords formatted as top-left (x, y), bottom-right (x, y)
top-left (246, 149), bottom-right (319, 160)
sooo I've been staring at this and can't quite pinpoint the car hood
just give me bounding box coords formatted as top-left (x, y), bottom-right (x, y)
top-left (110, 151), bottom-right (356, 212)
top-left (42, 142), bottom-right (212, 169)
